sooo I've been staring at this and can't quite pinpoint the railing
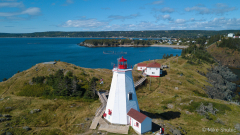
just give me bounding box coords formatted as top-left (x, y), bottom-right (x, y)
top-left (113, 64), bottom-right (133, 69)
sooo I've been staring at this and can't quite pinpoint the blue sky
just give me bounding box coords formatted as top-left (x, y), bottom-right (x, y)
top-left (0, 0), bottom-right (240, 33)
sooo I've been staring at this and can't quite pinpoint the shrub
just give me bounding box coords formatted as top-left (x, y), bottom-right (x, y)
top-left (32, 76), bottom-right (45, 84)
top-left (2, 78), bottom-right (7, 81)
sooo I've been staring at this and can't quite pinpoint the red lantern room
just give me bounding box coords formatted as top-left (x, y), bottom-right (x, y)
top-left (118, 56), bottom-right (127, 69)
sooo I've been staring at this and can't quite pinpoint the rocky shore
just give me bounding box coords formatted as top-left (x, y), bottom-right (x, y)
top-left (78, 42), bottom-right (189, 48)
top-left (78, 42), bottom-right (150, 47)
top-left (203, 64), bottom-right (239, 101)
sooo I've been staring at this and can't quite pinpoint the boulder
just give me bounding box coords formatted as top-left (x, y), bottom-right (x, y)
top-left (196, 103), bottom-right (218, 115)
top-left (3, 114), bottom-right (11, 117)
top-left (167, 104), bottom-right (174, 109)
top-left (23, 126), bottom-right (31, 131)
top-left (30, 109), bottom-right (41, 114)
top-left (6, 132), bottom-right (13, 135)
top-left (235, 123), bottom-right (240, 132)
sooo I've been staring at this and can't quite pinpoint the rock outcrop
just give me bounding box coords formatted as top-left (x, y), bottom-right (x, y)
top-left (204, 65), bottom-right (238, 101)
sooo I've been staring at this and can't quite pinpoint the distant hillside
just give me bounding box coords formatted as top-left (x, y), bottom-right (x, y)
top-left (1, 30), bottom-right (240, 38)
top-left (207, 40), bottom-right (240, 68)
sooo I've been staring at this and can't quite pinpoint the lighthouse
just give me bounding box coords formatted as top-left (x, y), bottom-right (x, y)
top-left (104, 56), bottom-right (140, 125)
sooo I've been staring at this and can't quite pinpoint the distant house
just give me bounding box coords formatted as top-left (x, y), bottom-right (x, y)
top-left (168, 40), bottom-right (172, 44)
top-left (233, 36), bottom-right (240, 39)
top-left (137, 63), bottom-right (147, 71)
top-left (144, 62), bottom-right (161, 77)
top-left (228, 33), bottom-right (235, 38)
top-left (127, 108), bottom-right (152, 134)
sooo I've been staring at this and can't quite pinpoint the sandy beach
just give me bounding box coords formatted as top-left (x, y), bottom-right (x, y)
top-left (150, 44), bottom-right (189, 48)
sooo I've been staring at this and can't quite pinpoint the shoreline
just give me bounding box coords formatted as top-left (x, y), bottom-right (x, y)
top-left (150, 44), bottom-right (188, 48)
top-left (79, 43), bottom-right (188, 49)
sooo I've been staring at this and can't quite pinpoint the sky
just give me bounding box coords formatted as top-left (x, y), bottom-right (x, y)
top-left (0, 0), bottom-right (240, 33)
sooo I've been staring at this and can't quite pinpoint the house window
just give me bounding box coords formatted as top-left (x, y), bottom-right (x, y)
top-left (149, 68), bottom-right (151, 70)
top-left (128, 92), bottom-right (132, 100)
top-left (152, 72), bottom-right (155, 74)
top-left (136, 122), bottom-right (139, 127)
top-left (156, 68), bottom-right (158, 70)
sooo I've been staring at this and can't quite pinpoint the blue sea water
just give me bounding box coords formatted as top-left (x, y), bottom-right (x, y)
top-left (0, 38), bottom-right (182, 80)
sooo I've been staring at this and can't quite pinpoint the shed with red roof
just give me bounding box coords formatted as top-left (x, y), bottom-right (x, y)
top-left (137, 63), bottom-right (147, 71)
top-left (127, 108), bottom-right (152, 134)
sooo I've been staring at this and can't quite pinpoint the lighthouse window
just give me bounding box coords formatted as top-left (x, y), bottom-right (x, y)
top-left (128, 93), bottom-right (132, 100)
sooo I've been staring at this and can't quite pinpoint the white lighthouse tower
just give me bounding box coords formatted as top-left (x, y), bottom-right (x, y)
top-left (103, 56), bottom-right (140, 125)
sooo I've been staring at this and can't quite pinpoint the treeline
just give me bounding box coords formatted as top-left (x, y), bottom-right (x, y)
top-left (218, 38), bottom-right (240, 51)
top-left (181, 36), bottom-right (215, 64)
top-left (162, 54), bottom-right (178, 59)
top-left (83, 39), bottom-right (153, 46)
top-left (1, 30), bottom-right (240, 38)
top-left (17, 70), bottom-right (98, 100)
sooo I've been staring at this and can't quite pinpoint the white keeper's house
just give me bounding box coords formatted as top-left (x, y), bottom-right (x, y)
top-left (137, 62), bottom-right (162, 77)
top-left (103, 57), bottom-right (152, 134)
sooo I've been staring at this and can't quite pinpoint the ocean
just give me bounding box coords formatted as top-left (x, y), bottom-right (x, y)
top-left (0, 38), bottom-right (182, 80)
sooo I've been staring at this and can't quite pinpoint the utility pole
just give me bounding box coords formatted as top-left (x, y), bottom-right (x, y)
top-left (169, 60), bottom-right (170, 71)
top-left (149, 77), bottom-right (151, 91)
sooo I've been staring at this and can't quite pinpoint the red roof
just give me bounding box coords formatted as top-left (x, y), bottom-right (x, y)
top-left (127, 108), bottom-right (147, 123)
top-left (146, 62), bottom-right (161, 68)
top-left (119, 56), bottom-right (127, 62)
top-left (138, 63), bottom-right (147, 67)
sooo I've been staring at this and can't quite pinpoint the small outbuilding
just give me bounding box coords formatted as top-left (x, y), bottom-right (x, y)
top-left (127, 108), bottom-right (152, 134)
top-left (137, 63), bottom-right (147, 71)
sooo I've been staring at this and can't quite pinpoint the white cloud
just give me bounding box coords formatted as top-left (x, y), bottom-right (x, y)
top-left (0, 2), bottom-right (24, 8)
top-left (185, 6), bottom-right (210, 14)
top-left (108, 13), bottom-right (140, 21)
top-left (190, 18), bottom-right (195, 21)
top-left (155, 14), bottom-right (173, 22)
top-left (61, 18), bottom-right (109, 28)
top-left (0, 7), bottom-right (40, 17)
top-left (175, 19), bottom-right (186, 24)
top-left (21, 7), bottom-right (40, 16)
top-left (162, 14), bottom-right (170, 19)
top-left (185, 3), bottom-right (236, 15)
top-left (66, 0), bottom-right (73, 4)
top-left (160, 7), bottom-right (175, 13)
top-left (148, 0), bottom-right (164, 5)
top-left (0, 1), bottom-right (41, 20)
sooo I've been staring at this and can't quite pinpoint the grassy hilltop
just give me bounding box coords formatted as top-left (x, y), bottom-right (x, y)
top-left (0, 58), bottom-right (240, 135)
